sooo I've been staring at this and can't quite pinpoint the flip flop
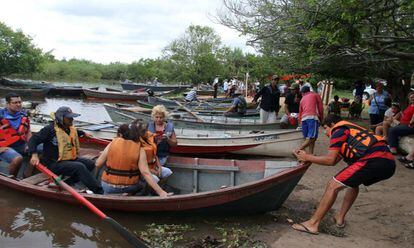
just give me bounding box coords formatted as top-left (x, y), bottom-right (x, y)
top-left (404, 162), bottom-right (414, 169)
top-left (291, 223), bottom-right (319, 235)
top-left (398, 157), bottom-right (413, 164)
top-left (332, 217), bottom-right (346, 228)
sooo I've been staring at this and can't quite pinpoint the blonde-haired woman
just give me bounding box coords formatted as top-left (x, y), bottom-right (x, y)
top-left (148, 105), bottom-right (177, 182)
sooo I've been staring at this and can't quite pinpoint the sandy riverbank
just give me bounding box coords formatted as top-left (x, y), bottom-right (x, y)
top-left (254, 133), bottom-right (414, 248)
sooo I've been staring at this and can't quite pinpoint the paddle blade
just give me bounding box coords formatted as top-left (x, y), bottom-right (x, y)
top-left (105, 217), bottom-right (149, 248)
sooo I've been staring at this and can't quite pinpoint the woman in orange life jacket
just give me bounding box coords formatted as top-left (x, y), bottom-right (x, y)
top-left (146, 105), bottom-right (177, 183)
top-left (0, 93), bottom-right (32, 177)
top-left (291, 114), bottom-right (395, 235)
top-left (95, 121), bottom-right (169, 197)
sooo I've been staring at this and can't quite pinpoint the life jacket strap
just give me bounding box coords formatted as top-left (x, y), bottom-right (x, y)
top-left (105, 167), bottom-right (140, 178)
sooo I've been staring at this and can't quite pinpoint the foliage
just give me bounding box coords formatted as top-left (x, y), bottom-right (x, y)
top-left (0, 22), bottom-right (44, 77)
top-left (218, 0), bottom-right (414, 92)
top-left (215, 224), bottom-right (268, 248)
top-left (163, 25), bottom-right (224, 84)
top-left (138, 223), bottom-right (194, 248)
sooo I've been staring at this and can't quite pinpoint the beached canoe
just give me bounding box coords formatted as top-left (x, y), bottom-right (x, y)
top-left (136, 99), bottom-right (260, 118)
top-left (83, 87), bottom-right (150, 101)
top-left (66, 121), bottom-right (302, 157)
top-left (31, 116), bottom-right (301, 157)
top-left (0, 86), bottom-right (50, 98)
top-left (0, 149), bottom-right (309, 214)
top-left (48, 85), bottom-right (84, 97)
top-left (104, 103), bottom-right (281, 131)
top-left (121, 82), bottom-right (191, 92)
top-left (0, 78), bottom-right (53, 89)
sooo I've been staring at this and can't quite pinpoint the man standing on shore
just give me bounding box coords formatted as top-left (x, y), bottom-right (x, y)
top-left (252, 75), bottom-right (281, 124)
top-left (292, 114), bottom-right (395, 235)
top-left (296, 86), bottom-right (323, 154)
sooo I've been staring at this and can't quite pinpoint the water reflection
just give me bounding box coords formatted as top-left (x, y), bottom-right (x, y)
top-left (0, 188), bottom-right (130, 247)
top-left (36, 98), bottom-right (112, 123)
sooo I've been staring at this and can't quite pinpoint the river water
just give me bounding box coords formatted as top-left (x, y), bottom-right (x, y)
top-left (0, 95), bottom-right (272, 247)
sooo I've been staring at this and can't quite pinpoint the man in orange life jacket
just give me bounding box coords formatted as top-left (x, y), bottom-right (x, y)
top-left (291, 114), bottom-right (395, 235)
top-left (0, 93), bottom-right (32, 177)
top-left (28, 106), bottom-right (103, 194)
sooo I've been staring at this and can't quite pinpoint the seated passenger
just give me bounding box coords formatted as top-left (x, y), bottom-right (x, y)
top-left (375, 102), bottom-right (401, 139)
top-left (95, 121), bottom-right (169, 196)
top-left (0, 93), bottom-right (31, 177)
top-left (147, 105), bottom-right (177, 183)
top-left (185, 87), bottom-right (198, 102)
top-left (327, 95), bottom-right (341, 116)
top-left (387, 92), bottom-right (414, 154)
top-left (349, 96), bottom-right (364, 119)
top-left (224, 89), bottom-right (247, 117)
top-left (29, 107), bottom-right (103, 194)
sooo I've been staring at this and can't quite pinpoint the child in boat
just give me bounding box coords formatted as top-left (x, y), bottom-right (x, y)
top-left (95, 121), bottom-right (169, 196)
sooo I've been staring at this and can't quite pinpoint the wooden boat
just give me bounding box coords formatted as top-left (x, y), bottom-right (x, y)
top-left (121, 82), bottom-right (191, 92)
top-left (0, 149), bottom-right (309, 214)
top-left (104, 103), bottom-right (281, 131)
top-left (137, 99), bottom-right (260, 117)
top-left (32, 118), bottom-right (301, 157)
top-left (48, 85), bottom-right (84, 97)
top-left (0, 78), bottom-right (53, 89)
top-left (0, 86), bottom-right (50, 98)
top-left (137, 97), bottom-right (260, 117)
top-left (83, 87), bottom-right (151, 101)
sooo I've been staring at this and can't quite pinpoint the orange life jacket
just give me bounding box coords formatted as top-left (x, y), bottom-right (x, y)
top-left (139, 131), bottom-right (158, 174)
top-left (330, 120), bottom-right (383, 163)
top-left (102, 137), bottom-right (141, 186)
top-left (0, 116), bottom-right (30, 147)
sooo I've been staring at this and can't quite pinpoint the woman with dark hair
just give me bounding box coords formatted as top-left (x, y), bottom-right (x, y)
top-left (368, 82), bottom-right (390, 126)
top-left (95, 121), bottom-right (169, 196)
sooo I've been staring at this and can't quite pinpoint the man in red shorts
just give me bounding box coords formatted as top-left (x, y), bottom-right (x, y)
top-left (291, 114), bottom-right (395, 235)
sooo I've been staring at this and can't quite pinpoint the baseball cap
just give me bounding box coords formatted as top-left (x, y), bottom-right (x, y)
top-left (290, 83), bottom-right (299, 89)
top-left (55, 106), bottom-right (81, 119)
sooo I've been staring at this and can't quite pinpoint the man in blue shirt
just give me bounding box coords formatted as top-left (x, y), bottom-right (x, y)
top-left (224, 89), bottom-right (247, 117)
top-left (0, 93), bottom-right (32, 177)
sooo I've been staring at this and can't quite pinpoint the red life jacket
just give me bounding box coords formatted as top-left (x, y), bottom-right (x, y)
top-left (0, 116), bottom-right (30, 147)
top-left (330, 120), bottom-right (383, 163)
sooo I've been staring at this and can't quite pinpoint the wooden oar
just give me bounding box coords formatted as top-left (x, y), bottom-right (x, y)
top-left (174, 100), bottom-right (205, 122)
top-left (34, 163), bottom-right (149, 248)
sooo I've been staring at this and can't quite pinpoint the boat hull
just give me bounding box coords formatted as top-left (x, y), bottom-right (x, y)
top-left (121, 83), bottom-right (191, 92)
top-left (104, 104), bottom-right (281, 131)
top-left (0, 157), bottom-right (309, 214)
top-left (83, 87), bottom-right (148, 101)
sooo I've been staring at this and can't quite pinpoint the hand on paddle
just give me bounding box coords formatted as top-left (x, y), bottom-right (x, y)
top-left (83, 132), bottom-right (93, 140)
top-left (30, 153), bottom-right (40, 166)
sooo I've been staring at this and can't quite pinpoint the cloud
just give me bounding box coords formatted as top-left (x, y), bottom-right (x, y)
top-left (0, 0), bottom-right (255, 63)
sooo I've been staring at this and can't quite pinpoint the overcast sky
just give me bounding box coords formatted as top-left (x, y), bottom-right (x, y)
top-left (0, 0), bottom-right (254, 64)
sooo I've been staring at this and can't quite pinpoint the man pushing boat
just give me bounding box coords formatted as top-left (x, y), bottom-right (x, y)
top-left (292, 114), bottom-right (395, 235)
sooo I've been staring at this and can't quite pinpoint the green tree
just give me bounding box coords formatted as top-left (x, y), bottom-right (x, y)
top-left (0, 22), bottom-right (44, 77)
top-left (163, 25), bottom-right (223, 84)
top-left (218, 0), bottom-right (414, 98)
